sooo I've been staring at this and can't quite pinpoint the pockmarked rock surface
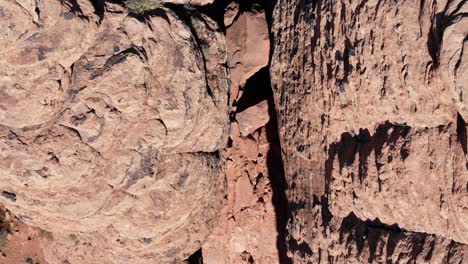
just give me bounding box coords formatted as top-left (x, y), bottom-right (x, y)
top-left (270, 0), bottom-right (468, 262)
top-left (0, 0), bottom-right (228, 263)
top-left (1, 0), bottom-right (468, 263)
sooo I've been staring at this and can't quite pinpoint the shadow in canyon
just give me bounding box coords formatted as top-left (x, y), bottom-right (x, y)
top-left (235, 67), bottom-right (292, 264)
top-left (186, 248), bottom-right (203, 264)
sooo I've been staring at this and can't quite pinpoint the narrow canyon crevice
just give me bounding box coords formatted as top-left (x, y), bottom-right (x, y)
top-left (200, 1), bottom-right (291, 263)
top-left (154, 1), bottom-right (291, 262)
top-left (234, 67), bottom-right (291, 264)
top-left (0, 0), bottom-right (467, 263)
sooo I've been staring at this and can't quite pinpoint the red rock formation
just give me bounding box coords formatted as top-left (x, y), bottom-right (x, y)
top-left (1, 0), bottom-right (467, 263)
top-left (0, 206), bottom-right (47, 264)
top-left (0, 0), bottom-right (228, 262)
top-left (270, 0), bottom-right (468, 262)
top-left (226, 2), bottom-right (270, 110)
top-left (203, 2), bottom-right (287, 263)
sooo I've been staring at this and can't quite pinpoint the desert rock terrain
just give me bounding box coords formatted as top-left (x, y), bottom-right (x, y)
top-left (0, 0), bottom-right (466, 263)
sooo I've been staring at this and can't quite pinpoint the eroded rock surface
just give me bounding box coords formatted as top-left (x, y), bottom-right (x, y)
top-left (203, 2), bottom-right (288, 263)
top-left (203, 108), bottom-right (281, 264)
top-left (226, 2), bottom-right (270, 110)
top-left (271, 0), bottom-right (468, 262)
top-left (0, 0), bottom-right (228, 263)
top-left (1, 0), bottom-right (468, 263)
top-left (0, 206), bottom-right (48, 264)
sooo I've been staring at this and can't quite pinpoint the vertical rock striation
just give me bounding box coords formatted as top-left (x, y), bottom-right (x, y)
top-left (1, 0), bottom-right (467, 262)
top-left (270, 0), bottom-right (468, 262)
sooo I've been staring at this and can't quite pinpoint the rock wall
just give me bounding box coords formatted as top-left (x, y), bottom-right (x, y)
top-left (0, 0), bottom-right (228, 262)
top-left (270, 0), bottom-right (468, 262)
top-left (203, 2), bottom-right (289, 263)
top-left (1, 0), bottom-right (467, 263)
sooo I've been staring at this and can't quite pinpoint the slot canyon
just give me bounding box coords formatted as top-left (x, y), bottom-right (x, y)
top-left (0, 0), bottom-right (466, 263)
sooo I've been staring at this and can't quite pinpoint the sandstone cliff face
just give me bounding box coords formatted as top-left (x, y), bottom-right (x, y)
top-left (270, 0), bottom-right (468, 262)
top-left (0, 0), bottom-right (228, 262)
top-left (1, 0), bottom-right (467, 263)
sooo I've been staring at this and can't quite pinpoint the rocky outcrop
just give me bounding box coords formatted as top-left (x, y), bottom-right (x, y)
top-left (270, 0), bottom-right (468, 262)
top-left (0, 0), bottom-right (228, 262)
top-left (1, 0), bottom-right (467, 263)
top-left (203, 99), bottom-right (283, 264)
top-left (225, 2), bottom-right (270, 110)
top-left (203, 2), bottom-right (288, 263)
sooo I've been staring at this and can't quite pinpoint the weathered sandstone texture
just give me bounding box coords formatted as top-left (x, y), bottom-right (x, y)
top-left (1, 0), bottom-right (467, 263)
top-left (0, 0), bottom-right (228, 262)
top-left (203, 106), bottom-right (281, 264)
top-left (0, 206), bottom-right (48, 264)
top-left (270, 0), bottom-right (468, 262)
top-left (203, 2), bottom-right (288, 263)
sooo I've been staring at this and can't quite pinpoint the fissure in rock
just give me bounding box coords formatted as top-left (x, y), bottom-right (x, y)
top-left (196, 0), bottom-right (291, 262)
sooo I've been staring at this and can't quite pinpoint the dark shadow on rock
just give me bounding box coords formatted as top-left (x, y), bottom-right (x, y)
top-left (337, 211), bottom-right (446, 263)
top-left (427, 0), bottom-right (467, 70)
top-left (457, 112), bottom-right (467, 154)
top-left (287, 236), bottom-right (312, 259)
top-left (186, 248), bottom-right (203, 264)
top-left (237, 61), bottom-right (292, 263)
top-left (235, 67), bottom-right (271, 112)
top-left (325, 122), bottom-right (412, 185)
top-left (265, 94), bottom-right (293, 264)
